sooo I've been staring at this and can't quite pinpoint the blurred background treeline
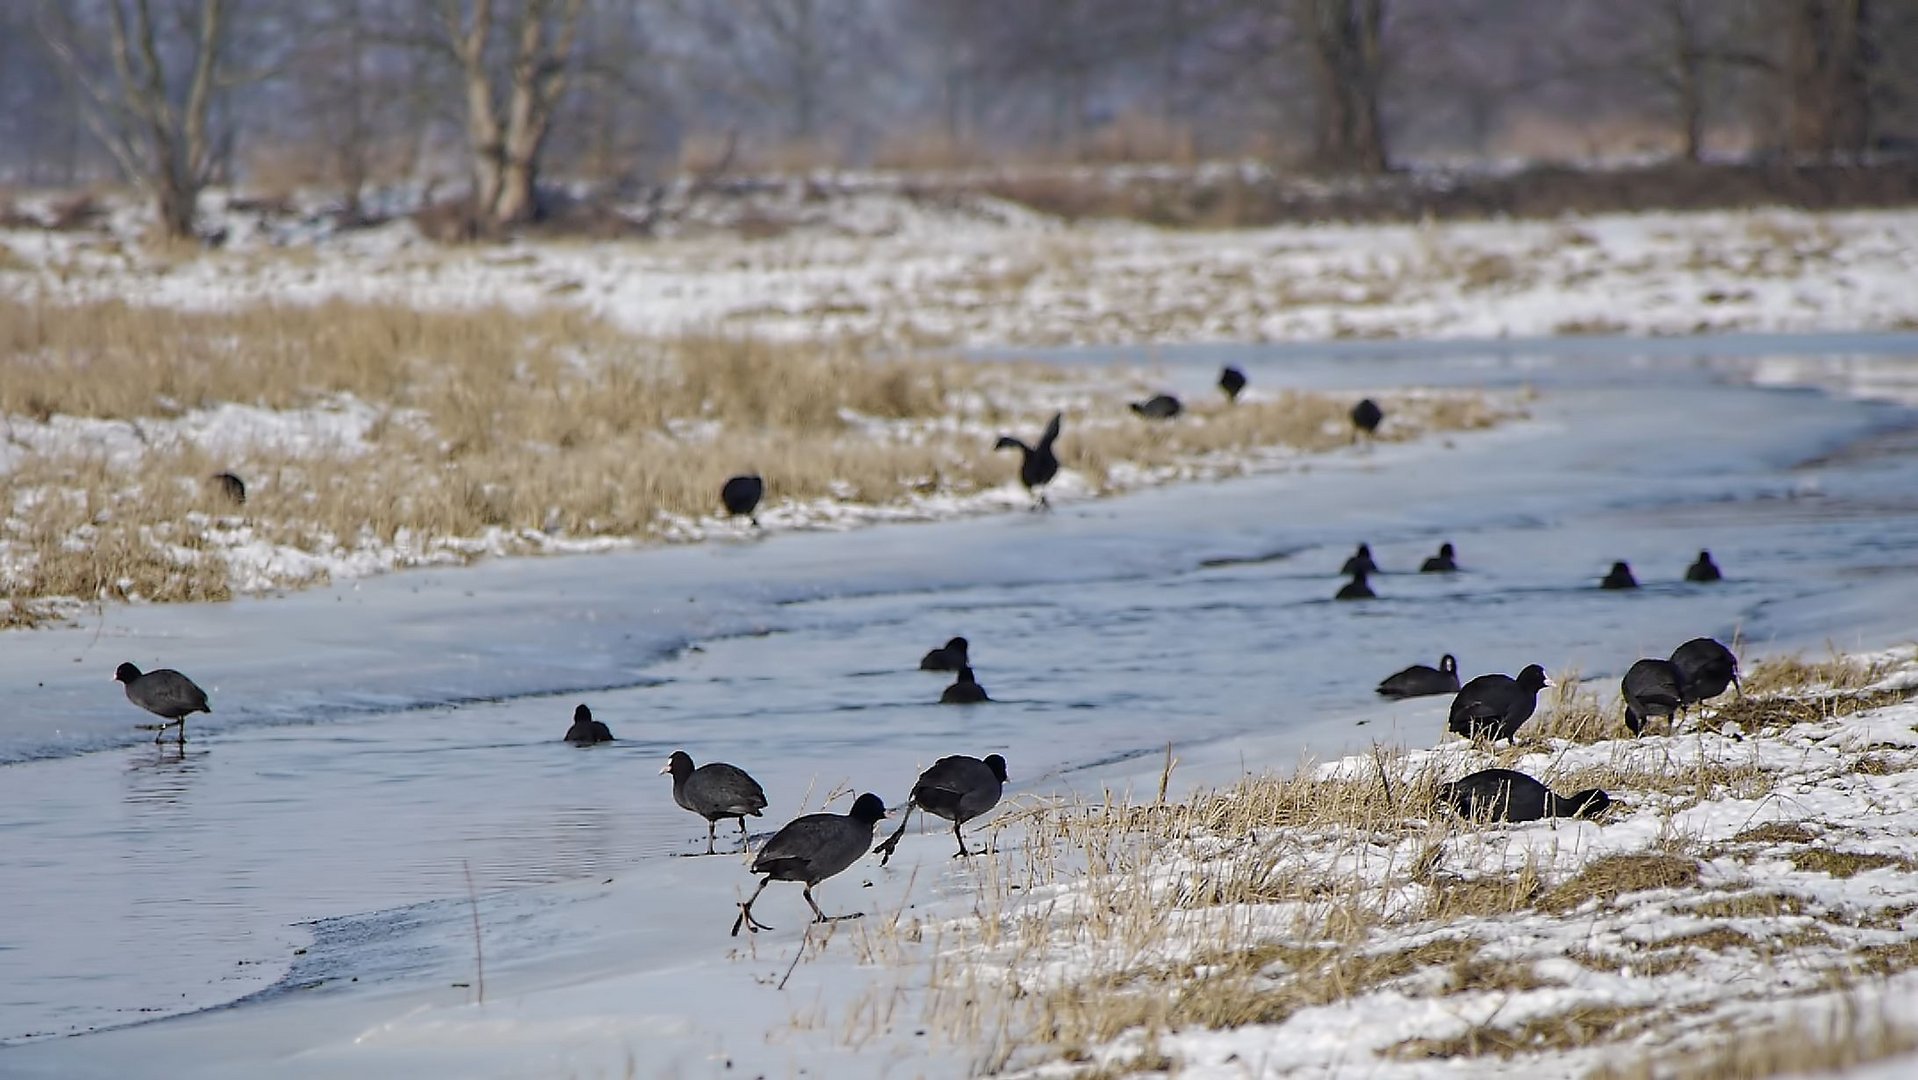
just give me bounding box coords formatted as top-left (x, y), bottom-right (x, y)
top-left (3, 1), bottom-right (1915, 237)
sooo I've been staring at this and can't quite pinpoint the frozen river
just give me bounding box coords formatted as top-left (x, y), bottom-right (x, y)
top-left (4, 333), bottom-right (1918, 1074)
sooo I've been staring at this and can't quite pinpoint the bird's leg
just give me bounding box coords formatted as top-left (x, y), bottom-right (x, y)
top-left (177, 719), bottom-right (187, 746)
top-left (951, 820), bottom-right (973, 859)
top-left (732, 878), bottom-right (773, 936)
top-left (805, 885), bottom-right (862, 924)
top-left (706, 820), bottom-right (718, 857)
top-left (872, 804), bottom-right (916, 866)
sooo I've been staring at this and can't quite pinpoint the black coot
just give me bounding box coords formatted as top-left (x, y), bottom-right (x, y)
top-left (1438, 768), bottom-right (1611, 823)
top-left (115, 662), bottom-right (210, 744)
top-left (1685, 550), bottom-right (1722, 582)
top-left (1219, 366), bottom-right (1247, 403)
top-left (564, 703), bottom-right (615, 744)
top-left (732, 792), bottom-right (887, 935)
top-left (1600, 561), bottom-right (1639, 590)
top-left (1620, 659), bottom-right (1684, 735)
top-left (1670, 637), bottom-right (1740, 705)
top-left (721, 474), bottom-right (764, 526)
top-left (664, 750), bottom-right (770, 855)
top-left (1447, 664), bottom-right (1551, 744)
top-left (1351, 398), bottom-right (1384, 439)
top-left (1335, 569), bottom-right (1376, 600)
top-left (1130, 394), bottom-right (1183, 420)
top-left (1420, 542), bottom-right (1457, 573)
top-left (1377, 654), bottom-right (1460, 699)
top-left (919, 636), bottom-right (969, 672)
top-left (994, 412), bottom-right (1063, 507)
top-left (1340, 543), bottom-right (1379, 577)
top-left (873, 753), bottom-right (1008, 863)
top-left (940, 666), bottom-right (990, 704)
top-left (210, 471), bottom-right (247, 505)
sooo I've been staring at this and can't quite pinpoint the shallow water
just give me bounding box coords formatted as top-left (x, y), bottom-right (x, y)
top-left (4, 333), bottom-right (1918, 1052)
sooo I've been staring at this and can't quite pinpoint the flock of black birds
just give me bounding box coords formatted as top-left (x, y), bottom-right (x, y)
top-left (1353, 526), bottom-right (1744, 822)
top-left (1334, 540), bottom-right (1729, 602)
top-left (116, 363), bottom-right (1741, 931)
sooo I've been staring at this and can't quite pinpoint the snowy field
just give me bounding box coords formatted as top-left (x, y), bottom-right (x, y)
top-left (4, 189), bottom-right (1918, 347)
top-left (3, 332), bottom-right (1918, 1078)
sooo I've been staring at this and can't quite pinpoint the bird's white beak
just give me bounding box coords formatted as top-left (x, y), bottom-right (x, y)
top-left (657, 764), bottom-right (672, 776)
top-left (1543, 676), bottom-right (1557, 689)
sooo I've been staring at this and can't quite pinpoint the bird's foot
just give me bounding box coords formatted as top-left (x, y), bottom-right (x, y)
top-left (732, 904), bottom-right (770, 937)
top-left (871, 837), bottom-right (900, 866)
top-left (813, 912), bottom-right (864, 924)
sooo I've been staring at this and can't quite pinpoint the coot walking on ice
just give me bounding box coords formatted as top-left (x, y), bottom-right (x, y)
top-left (663, 750), bottom-right (769, 855)
top-left (873, 753), bottom-right (1008, 864)
top-left (115, 662), bottom-right (210, 744)
top-left (732, 793), bottom-right (888, 935)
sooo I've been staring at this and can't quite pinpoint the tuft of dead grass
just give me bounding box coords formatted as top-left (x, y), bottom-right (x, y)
top-left (1392, 1003), bottom-right (1655, 1060)
top-left (1589, 1004), bottom-right (1918, 1080)
top-left (1741, 650), bottom-right (1902, 696)
top-left (1538, 853), bottom-right (1701, 914)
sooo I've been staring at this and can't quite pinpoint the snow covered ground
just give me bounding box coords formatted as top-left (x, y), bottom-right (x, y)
top-left (3, 189), bottom-right (1917, 348)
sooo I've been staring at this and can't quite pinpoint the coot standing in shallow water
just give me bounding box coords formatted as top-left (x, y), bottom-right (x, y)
top-left (1600, 561), bottom-right (1639, 590)
top-left (1335, 568), bottom-right (1376, 601)
top-left (1686, 550), bottom-right (1723, 582)
top-left (1340, 543), bottom-right (1379, 577)
top-left (1420, 542), bottom-right (1458, 573)
top-left (873, 753), bottom-right (1008, 864)
top-left (1350, 398), bottom-right (1384, 440)
top-left (1448, 664), bottom-right (1552, 744)
top-left (1377, 654), bottom-right (1460, 699)
top-left (721, 474), bottom-right (764, 526)
top-left (940, 666), bottom-right (991, 704)
top-left (210, 471), bottom-right (247, 505)
top-left (564, 703), bottom-right (615, 744)
top-left (1620, 659), bottom-right (1684, 735)
top-left (115, 662), bottom-right (211, 744)
top-left (1219, 366), bottom-right (1247, 403)
top-left (732, 792), bottom-right (888, 935)
top-left (995, 412), bottom-right (1063, 508)
top-left (1670, 637), bottom-right (1740, 705)
top-left (1438, 768), bottom-right (1611, 823)
top-left (663, 750), bottom-right (769, 855)
top-left (919, 636), bottom-right (969, 672)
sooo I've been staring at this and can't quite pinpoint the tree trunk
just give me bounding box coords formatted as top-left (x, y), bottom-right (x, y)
top-left (444, 0), bottom-right (581, 229)
top-left (1784, 0), bottom-right (1872, 160)
top-left (1297, 0), bottom-right (1388, 175)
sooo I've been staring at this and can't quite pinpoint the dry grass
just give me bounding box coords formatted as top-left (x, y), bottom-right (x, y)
top-left (1589, 1005), bottom-right (1918, 1080)
top-left (838, 650), bottom-right (1918, 1078)
top-left (1741, 650), bottom-right (1903, 696)
top-left (0, 297), bottom-right (1507, 623)
top-left (1537, 853), bottom-right (1702, 914)
top-left (844, 667), bottom-right (1918, 1077)
top-left (1392, 1003), bottom-right (1655, 1060)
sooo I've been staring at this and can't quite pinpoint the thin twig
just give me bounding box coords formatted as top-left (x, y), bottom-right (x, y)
top-left (464, 860), bottom-right (485, 1005)
top-left (778, 923), bottom-right (811, 991)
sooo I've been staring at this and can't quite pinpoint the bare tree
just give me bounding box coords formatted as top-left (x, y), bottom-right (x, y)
top-left (439, 0), bottom-right (585, 226)
top-left (38, 0), bottom-right (243, 237)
